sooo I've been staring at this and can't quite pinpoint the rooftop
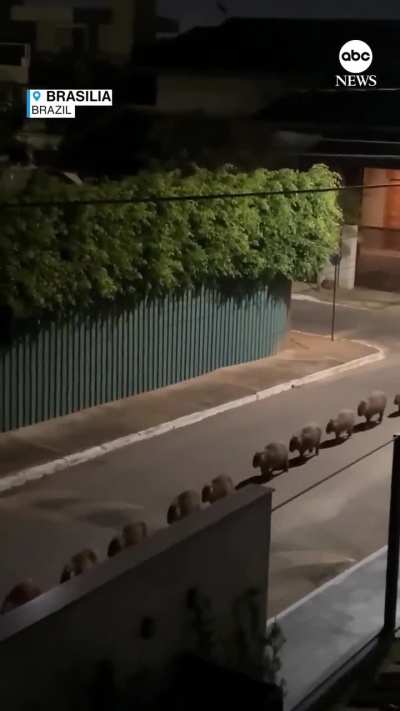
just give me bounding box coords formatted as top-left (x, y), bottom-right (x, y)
top-left (135, 16), bottom-right (400, 78)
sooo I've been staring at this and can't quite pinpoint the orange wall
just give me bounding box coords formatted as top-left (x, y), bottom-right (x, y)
top-left (361, 168), bottom-right (387, 228)
top-left (384, 169), bottom-right (400, 229)
top-left (361, 167), bottom-right (400, 229)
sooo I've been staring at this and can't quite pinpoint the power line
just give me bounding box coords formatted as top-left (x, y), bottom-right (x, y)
top-left (0, 181), bottom-right (398, 210)
top-left (272, 438), bottom-right (393, 513)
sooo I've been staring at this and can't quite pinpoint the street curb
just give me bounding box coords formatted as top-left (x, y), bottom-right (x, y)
top-left (292, 293), bottom-right (370, 310)
top-left (0, 342), bottom-right (385, 495)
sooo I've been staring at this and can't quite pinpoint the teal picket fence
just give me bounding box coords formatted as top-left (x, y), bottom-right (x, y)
top-left (0, 281), bottom-right (290, 432)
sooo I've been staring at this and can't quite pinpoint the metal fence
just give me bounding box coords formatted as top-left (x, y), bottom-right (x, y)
top-left (0, 281), bottom-right (290, 432)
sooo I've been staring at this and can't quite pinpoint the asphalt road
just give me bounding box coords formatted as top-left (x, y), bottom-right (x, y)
top-left (0, 300), bottom-right (399, 615)
top-left (291, 295), bottom-right (400, 350)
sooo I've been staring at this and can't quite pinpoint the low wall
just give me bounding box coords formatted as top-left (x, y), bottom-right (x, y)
top-left (0, 486), bottom-right (272, 711)
top-left (0, 281), bottom-right (290, 432)
top-left (359, 226), bottom-right (400, 251)
top-left (356, 227), bottom-right (400, 291)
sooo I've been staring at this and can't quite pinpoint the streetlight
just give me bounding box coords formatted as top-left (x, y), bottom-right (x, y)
top-left (329, 250), bottom-right (342, 341)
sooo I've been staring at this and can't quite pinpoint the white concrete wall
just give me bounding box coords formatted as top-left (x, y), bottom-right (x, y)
top-left (319, 224), bottom-right (358, 290)
top-left (157, 75), bottom-right (280, 117)
top-left (339, 225), bottom-right (358, 289)
top-left (0, 486), bottom-right (271, 711)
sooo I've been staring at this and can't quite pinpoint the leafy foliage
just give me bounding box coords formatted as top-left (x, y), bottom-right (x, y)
top-left (0, 164), bottom-right (342, 318)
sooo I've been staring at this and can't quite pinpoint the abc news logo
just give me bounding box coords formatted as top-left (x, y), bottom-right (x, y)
top-left (336, 40), bottom-right (377, 87)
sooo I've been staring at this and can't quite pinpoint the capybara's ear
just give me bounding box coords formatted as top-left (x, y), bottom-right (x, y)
top-left (122, 522), bottom-right (148, 546)
top-left (202, 485), bottom-right (212, 503)
top-left (108, 537), bottom-right (123, 558)
top-left (60, 565), bottom-right (73, 584)
top-left (167, 503), bottom-right (178, 525)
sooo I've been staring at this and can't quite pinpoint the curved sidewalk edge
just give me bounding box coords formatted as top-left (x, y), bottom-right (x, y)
top-left (0, 342), bottom-right (385, 495)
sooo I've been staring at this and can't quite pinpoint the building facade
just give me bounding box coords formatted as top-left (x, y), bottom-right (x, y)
top-left (8, 0), bottom-right (157, 63)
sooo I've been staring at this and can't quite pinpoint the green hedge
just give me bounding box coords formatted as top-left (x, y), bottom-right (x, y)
top-left (0, 164), bottom-right (342, 318)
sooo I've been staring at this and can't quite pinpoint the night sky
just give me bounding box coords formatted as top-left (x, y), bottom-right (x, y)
top-left (158, 0), bottom-right (400, 30)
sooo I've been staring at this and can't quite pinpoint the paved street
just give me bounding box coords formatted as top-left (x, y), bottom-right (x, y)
top-left (292, 295), bottom-right (400, 349)
top-left (0, 299), bottom-right (398, 614)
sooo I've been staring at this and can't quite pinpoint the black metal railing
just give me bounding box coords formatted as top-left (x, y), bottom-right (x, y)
top-left (382, 434), bottom-right (400, 637)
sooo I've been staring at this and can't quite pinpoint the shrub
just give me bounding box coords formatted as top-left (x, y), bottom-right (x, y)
top-left (0, 164), bottom-right (342, 318)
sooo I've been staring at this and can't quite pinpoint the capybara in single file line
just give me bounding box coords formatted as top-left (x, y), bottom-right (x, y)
top-left (202, 475), bottom-right (234, 503)
top-left (358, 391), bottom-right (387, 424)
top-left (167, 490), bottom-right (201, 525)
top-left (289, 424), bottom-right (322, 458)
top-left (326, 410), bottom-right (356, 440)
top-left (60, 549), bottom-right (98, 583)
top-left (253, 442), bottom-right (289, 481)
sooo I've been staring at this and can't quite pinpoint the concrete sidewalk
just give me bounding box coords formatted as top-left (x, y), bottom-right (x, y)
top-left (276, 546), bottom-right (390, 711)
top-left (0, 332), bottom-right (380, 482)
top-left (294, 282), bottom-right (400, 312)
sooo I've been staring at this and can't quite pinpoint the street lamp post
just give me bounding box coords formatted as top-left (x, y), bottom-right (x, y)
top-left (330, 251), bottom-right (342, 341)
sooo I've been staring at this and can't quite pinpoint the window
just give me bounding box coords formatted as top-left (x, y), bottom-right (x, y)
top-left (55, 26), bottom-right (87, 52)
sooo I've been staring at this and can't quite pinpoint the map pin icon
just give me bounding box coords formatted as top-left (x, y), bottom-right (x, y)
top-left (33, 91), bottom-right (41, 101)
